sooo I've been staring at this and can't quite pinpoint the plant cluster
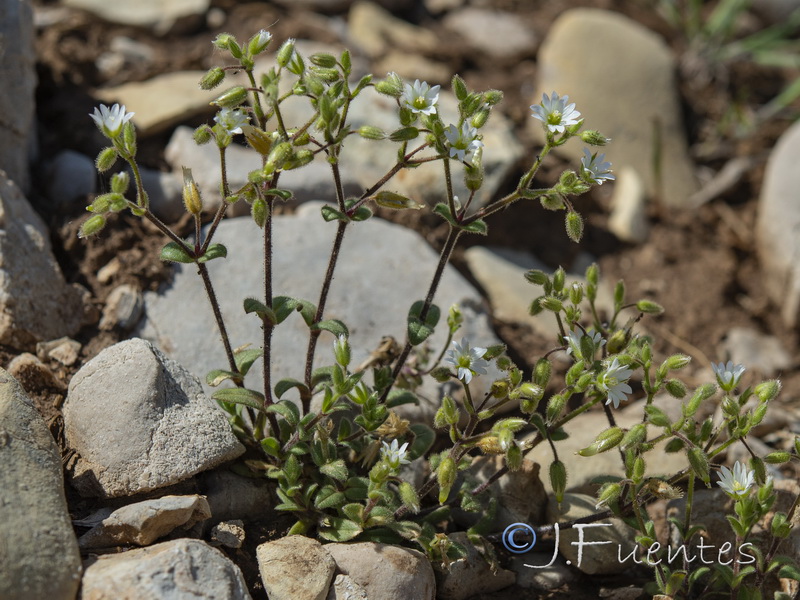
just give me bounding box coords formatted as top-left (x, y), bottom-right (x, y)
top-left (82, 29), bottom-right (799, 599)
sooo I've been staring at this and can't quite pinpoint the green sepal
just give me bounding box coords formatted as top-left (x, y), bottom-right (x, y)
top-left (212, 387), bottom-right (265, 411)
top-left (197, 243), bottom-right (227, 263)
top-left (311, 319), bottom-right (349, 337)
top-left (275, 378), bottom-right (310, 399)
top-left (160, 242), bottom-right (194, 263)
top-left (234, 347), bottom-right (263, 376)
top-left (318, 517), bottom-right (363, 542)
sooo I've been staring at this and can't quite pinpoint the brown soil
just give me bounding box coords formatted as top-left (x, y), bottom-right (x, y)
top-left (18, 1), bottom-right (800, 599)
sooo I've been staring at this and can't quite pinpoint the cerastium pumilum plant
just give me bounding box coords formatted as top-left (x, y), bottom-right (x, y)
top-left (81, 29), bottom-right (799, 598)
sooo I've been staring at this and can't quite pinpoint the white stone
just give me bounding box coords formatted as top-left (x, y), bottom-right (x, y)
top-left (138, 166), bottom-right (185, 223)
top-left (0, 369), bottom-right (82, 600)
top-left (99, 283), bottom-right (144, 330)
top-left (325, 542), bottom-right (436, 600)
top-left (347, 1), bottom-right (438, 59)
top-left (79, 538), bottom-right (251, 600)
top-left (608, 166), bottom-right (649, 244)
top-left (257, 536), bottom-right (335, 600)
top-left (63, 0), bottom-right (209, 34)
top-left (756, 119), bottom-right (800, 328)
top-left (531, 9), bottom-right (698, 208)
top-left (36, 336), bottom-right (82, 366)
top-left (326, 574), bottom-right (369, 600)
top-left (78, 494), bottom-right (212, 549)
top-left (443, 8), bottom-right (537, 60)
top-left (138, 204), bottom-right (503, 421)
top-left (63, 338), bottom-right (245, 498)
top-left (0, 170), bottom-right (90, 348)
top-left (45, 150), bottom-right (96, 205)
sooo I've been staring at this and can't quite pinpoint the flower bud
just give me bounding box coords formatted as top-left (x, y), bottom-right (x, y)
top-left (483, 89), bottom-right (503, 105)
top-left (437, 456), bottom-right (456, 504)
top-left (540, 296), bottom-right (563, 313)
top-left (430, 366), bottom-right (452, 383)
top-left (251, 197), bottom-right (267, 228)
top-left (267, 142), bottom-right (294, 170)
top-left (620, 423), bottom-right (647, 450)
top-left (491, 380), bottom-right (509, 399)
top-left (546, 393), bottom-right (566, 422)
top-left (212, 33), bottom-right (235, 51)
top-left (533, 358), bottom-right (552, 387)
top-left (358, 125), bottom-right (385, 140)
top-left (553, 267), bottom-right (566, 292)
top-left (688, 447), bottom-right (710, 484)
top-left (525, 269), bottom-right (550, 287)
top-left (755, 379), bottom-right (781, 403)
top-left (764, 451), bottom-right (791, 464)
top-left (110, 171), bottom-right (129, 194)
top-left (181, 167), bottom-right (203, 215)
top-left (596, 482), bottom-right (622, 508)
top-left (247, 29), bottom-right (273, 56)
top-left (374, 191), bottom-right (422, 210)
top-left (665, 379), bottom-right (687, 399)
top-left (540, 194), bottom-right (565, 211)
top-left (451, 74), bottom-right (468, 101)
top-left (78, 214), bottom-right (106, 238)
top-left (464, 163), bottom-right (484, 192)
top-left (550, 460), bottom-right (567, 504)
top-left (375, 72), bottom-right (403, 97)
top-left (398, 481), bottom-right (420, 513)
top-left (506, 443), bottom-right (522, 471)
top-left (580, 130), bottom-right (611, 146)
top-left (240, 125), bottom-right (273, 155)
top-left (212, 86), bottom-right (248, 108)
top-left (636, 300), bottom-right (665, 315)
top-left (276, 38), bottom-right (296, 67)
top-left (199, 67), bottom-right (225, 90)
top-left (441, 395), bottom-right (458, 425)
top-left (607, 329), bottom-right (629, 354)
top-left (471, 108), bottom-right (490, 129)
top-left (95, 147), bottom-right (118, 172)
top-left (333, 334), bottom-right (350, 367)
top-left (310, 52), bottom-right (337, 68)
top-left (565, 210), bottom-right (584, 243)
top-left (569, 282), bottom-right (584, 305)
top-left (193, 125), bottom-right (212, 145)
top-left (477, 435), bottom-right (504, 454)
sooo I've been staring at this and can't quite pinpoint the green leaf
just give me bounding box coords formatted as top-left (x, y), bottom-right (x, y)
top-left (260, 437), bottom-right (281, 458)
top-left (275, 378), bottom-right (310, 399)
top-left (407, 301), bottom-right (440, 346)
top-left (267, 399), bottom-right (301, 425)
top-left (212, 387), bottom-right (265, 411)
top-left (273, 296), bottom-right (317, 326)
top-left (386, 389), bottom-right (419, 408)
top-left (318, 517), bottom-right (363, 542)
top-left (265, 188), bottom-right (293, 201)
top-left (433, 203), bottom-right (457, 227)
top-left (311, 366), bottom-right (335, 388)
top-left (197, 242), bottom-right (227, 263)
top-left (206, 369), bottom-right (240, 387)
top-left (316, 487), bottom-right (347, 510)
top-left (321, 204), bottom-right (349, 222)
top-left (408, 423), bottom-right (435, 460)
top-left (687, 447), bottom-right (710, 483)
top-left (243, 297), bottom-right (277, 324)
top-left (160, 241), bottom-right (194, 263)
top-left (312, 319), bottom-right (349, 337)
top-left (778, 564), bottom-right (800, 581)
top-left (389, 126), bottom-right (419, 141)
top-left (461, 218), bottom-right (488, 235)
top-left (320, 459), bottom-right (348, 482)
top-left (350, 206), bottom-right (373, 221)
top-left (234, 347), bottom-right (263, 376)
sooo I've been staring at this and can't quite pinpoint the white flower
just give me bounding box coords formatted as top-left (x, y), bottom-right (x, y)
top-left (716, 462), bottom-right (755, 499)
top-left (444, 122), bottom-right (483, 162)
top-left (381, 439), bottom-right (410, 469)
top-left (401, 79), bottom-right (440, 115)
top-left (580, 148), bottom-right (615, 184)
top-left (444, 337), bottom-right (489, 384)
top-left (712, 361), bottom-right (746, 392)
top-left (214, 107), bottom-right (249, 135)
top-left (251, 29), bottom-right (273, 53)
top-left (530, 92), bottom-right (581, 134)
top-left (564, 329), bottom-right (605, 361)
top-left (597, 357), bottom-right (633, 409)
top-left (89, 103), bottom-right (134, 138)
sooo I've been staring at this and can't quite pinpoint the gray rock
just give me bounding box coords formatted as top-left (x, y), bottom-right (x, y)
top-left (99, 283), bottom-right (144, 330)
top-left (97, 71), bottom-right (215, 137)
top-left (0, 170), bottom-right (91, 348)
top-left (325, 542), bottom-right (436, 600)
top-left (257, 535), bottom-right (335, 600)
top-left (718, 326), bottom-right (792, 377)
top-left (45, 150), bottom-right (96, 206)
top-left (164, 126), bottom-right (362, 214)
top-left (511, 554), bottom-right (574, 590)
top-left (138, 204), bottom-right (503, 422)
top-left (97, 36), bottom-right (155, 79)
top-left (210, 520), bottom-right (245, 549)
top-left (374, 51), bottom-right (452, 85)
top-left (79, 538), bottom-right (251, 599)
top-left (463, 246), bottom-right (616, 340)
top-left (0, 369), bottom-right (82, 600)
top-left (757, 120), bottom-right (800, 328)
top-left (526, 399), bottom-right (689, 494)
top-left (36, 336), bottom-right (82, 366)
top-left (7, 351), bottom-right (62, 390)
top-left (425, 0), bottom-right (466, 14)
top-left (78, 494), bottom-right (212, 550)
top-left (752, 0), bottom-right (800, 23)
top-left (608, 166), bottom-right (649, 244)
top-left (435, 531), bottom-right (515, 600)
top-left (63, 0), bottom-right (209, 34)
top-left (326, 574), bottom-right (369, 600)
top-left (63, 338), bottom-right (245, 497)
top-left (347, 1), bottom-right (438, 59)
top-left (198, 468), bottom-right (276, 523)
top-left (443, 8), bottom-right (537, 60)
top-left (546, 493), bottom-right (632, 575)
top-left (531, 9), bottom-right (698, 208)
top-left (138, 166), bottom-right (185, 223)
top-left (0, 0), bottom-right (36, 193)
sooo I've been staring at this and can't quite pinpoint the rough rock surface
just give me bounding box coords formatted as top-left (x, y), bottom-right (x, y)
top-left (79, 538), bottom-right (252, 599)
top-left (256, 535), bottom-right (336, 600)
top-left (325, 542), bottom-right (436, 600)
top-left (63, 0), bottom-right (210, 34)
top-left (0, 170), bottom-right (90, 348)
top-left (531, 9), bottom-right (698, 208)
top-left (0, 368), bottom-right (82, 600)
top-left (63, 338), bottom-right (244, 497)
top-left (435, 531), bottom-right (515, 600)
